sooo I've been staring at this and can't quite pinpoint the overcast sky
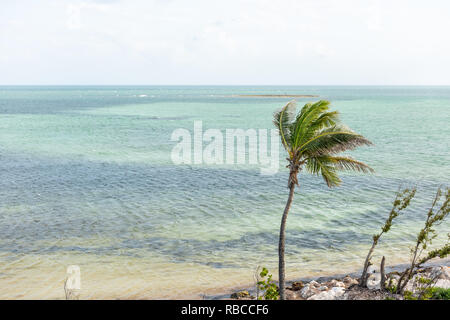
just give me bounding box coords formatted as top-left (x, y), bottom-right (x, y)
top-left (1, 0), bottom-right (449, 85)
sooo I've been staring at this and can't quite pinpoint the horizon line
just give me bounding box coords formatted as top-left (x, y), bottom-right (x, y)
top-left (1, 84), bottom-right (450, 87)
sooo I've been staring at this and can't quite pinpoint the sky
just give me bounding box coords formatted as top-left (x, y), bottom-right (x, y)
top-left (1, 0), bottom-right (450, 85)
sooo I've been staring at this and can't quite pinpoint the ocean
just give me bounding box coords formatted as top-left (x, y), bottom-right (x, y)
top-left (0, 86), bottom-right (449, 299)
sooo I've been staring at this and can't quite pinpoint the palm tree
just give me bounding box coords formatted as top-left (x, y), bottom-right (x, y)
top-left (273, 100), bottom-right (374, 300)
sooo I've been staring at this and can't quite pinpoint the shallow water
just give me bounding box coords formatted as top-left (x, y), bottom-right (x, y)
top-left (0, 86), bottom-right (449, 299)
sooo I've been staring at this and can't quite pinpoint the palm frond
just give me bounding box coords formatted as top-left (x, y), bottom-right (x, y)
top-left (294, 110), bottom-right (340, 150)
top-left (309, 111), bottom-right (340, 132)
top-left (273, 100), bottom-right (297, 151)
top-left (273, 99), bottom-right (373, 190)
top-left (305, 156), bottom-right (342, 187)
top-left (291, 100), bottom-right (331, 147)
top-left (299, 124), bottom-right (373, 156)
top-left (327, 156), bottom-right (374, 173)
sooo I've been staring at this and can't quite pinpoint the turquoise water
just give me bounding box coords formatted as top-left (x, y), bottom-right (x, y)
top-left (0, 86), bottom-right (449, 299)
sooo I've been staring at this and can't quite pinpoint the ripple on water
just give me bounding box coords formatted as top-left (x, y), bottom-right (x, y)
top-left (0, 86), bottom-right (449, 298)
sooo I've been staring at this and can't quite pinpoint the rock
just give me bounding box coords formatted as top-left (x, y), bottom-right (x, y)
top-left (307, 287), bottom-right (346, 300)
top-left (402, 267), bottom-right (450, 292)
top-left (387, 273), bottom-right (400, 281)
top-left (343, 285), bottom-right (399, 300)
top-left (442, 266), bottom-right (450, 279)
top-left (386, 274), bottom-right (399, 288)
top-left (290, 281), bottom-right (304, 291)
top-left (435, 279), bottom-right (450, 289)
top-left (366, 273), bottom-right (381, 290)
top-left (327, 279), bottom-right (346, 288)
top-left (342, 275), bottom-right (358, 287)
top-left (430, 266), bottom-right (450, 281)
top-left (318, 285), bottom-right (328, 291)
top-left (367, 265), bottom-right (377, 274)
top-left (285, 290), bottom-right (303, 300)
top-left (300, 281), bottom-right (320, 299)
top-left (403, 276), bottom-right (416, 292)
top-left (231, 290), bottom-right (252, 299)
top-left (309, 280), bottom-right (320, 287)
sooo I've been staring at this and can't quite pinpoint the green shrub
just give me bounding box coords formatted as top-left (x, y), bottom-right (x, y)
top-left (430, 287), bottom-right (450, 300)
top-left (386, 284), bottom-right (397, 294)
top-left (403, 290), bottom-right (416, 300)
top-left (257, 267), bottom-right (279, 300)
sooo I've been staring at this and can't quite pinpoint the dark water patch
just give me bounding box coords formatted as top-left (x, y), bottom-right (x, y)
top-left (0, 152), bottom-right (446, 245)
top-left (3, 151), bottom-right (439, 202)
top-left (0, 228), bottom-right (399, 268)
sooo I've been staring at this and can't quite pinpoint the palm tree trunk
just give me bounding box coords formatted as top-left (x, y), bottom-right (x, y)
top-left (278, 182), bottom-right (296, 300)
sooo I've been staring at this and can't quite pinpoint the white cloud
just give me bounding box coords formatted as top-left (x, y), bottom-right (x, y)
top-left (0, 0), bottom-right (449, 84)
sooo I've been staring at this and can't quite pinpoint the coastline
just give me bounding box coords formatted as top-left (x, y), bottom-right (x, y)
top-left (206, 258), bottom-right (450, 300)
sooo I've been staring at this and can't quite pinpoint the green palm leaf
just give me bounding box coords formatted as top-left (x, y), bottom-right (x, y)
top-left (273, 100), bottom-right (297, 152)
top-left (299, 124), bottom-right (373, 156)
top-left (291, 100), bottom-right (332, 148)
top-left (305, 156), bottom-right (342, 187)
top-left (293, 111), bottom-right (340, 150)
top-left (329, 156), bottom-right (375, 173)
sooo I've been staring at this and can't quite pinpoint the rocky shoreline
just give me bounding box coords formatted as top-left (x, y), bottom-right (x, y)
top-left (225, 260), bottom-right (450, 300)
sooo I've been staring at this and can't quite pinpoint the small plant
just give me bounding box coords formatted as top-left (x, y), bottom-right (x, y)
top-left (414, 276), bottom-right (436, 300)
top-left (404, 274), bottom-right (450, 300)
top-left (396, 187), bottom-right (450, 294)
top-left (430, 287), bottom-right (450, 300)
top-left (359, 187), bottom-right (416, 287)
top-left (360, 187), bottom-right (449, 295)
top-left (404, 284), bottom-right (446, 300)
top-left (386, 283), bottom-right (397, 294)
top-left (256, 267), bottom-right (279, 300)
top-left (403, 290), bottom-right (416, 300)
